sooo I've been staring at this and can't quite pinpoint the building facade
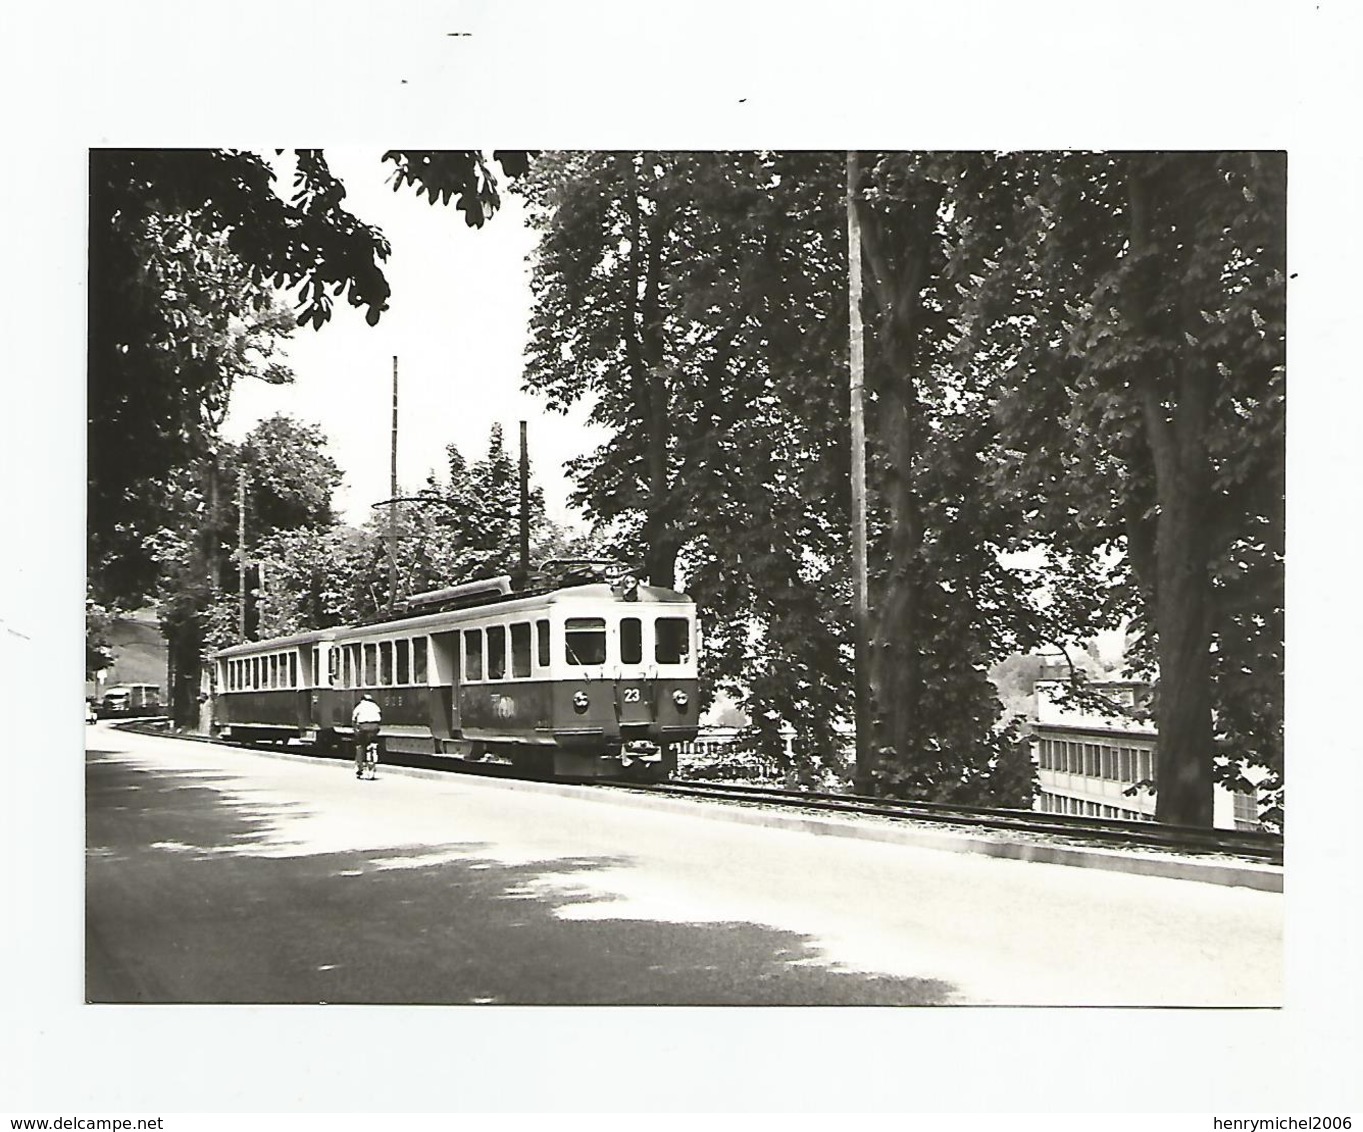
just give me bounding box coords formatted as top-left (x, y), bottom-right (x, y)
top-left (1032, 676), bottom-right (1264, 831)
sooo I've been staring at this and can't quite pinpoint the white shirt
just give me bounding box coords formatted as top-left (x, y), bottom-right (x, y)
top-left (351, 699), bottom-right (382, 725)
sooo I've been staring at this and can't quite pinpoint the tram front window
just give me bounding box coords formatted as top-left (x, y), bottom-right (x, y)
top-left (565, 617), bottom-right (607, 666)
top-left (656, 617), bottom-right (691, 664)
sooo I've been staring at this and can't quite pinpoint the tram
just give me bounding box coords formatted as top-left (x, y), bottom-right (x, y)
top-left (209, 564), bottom-right (700, 779)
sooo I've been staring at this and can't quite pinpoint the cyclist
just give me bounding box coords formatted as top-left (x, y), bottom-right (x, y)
top-left (351, 694), bottom-right (382, 780)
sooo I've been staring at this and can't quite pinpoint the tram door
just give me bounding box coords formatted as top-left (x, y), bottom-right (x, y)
top-left (428, 631), bottom-right (461, 739)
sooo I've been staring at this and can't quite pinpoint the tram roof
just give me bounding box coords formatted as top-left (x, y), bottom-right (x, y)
top-left (210, 583), bottom-right (693, 658)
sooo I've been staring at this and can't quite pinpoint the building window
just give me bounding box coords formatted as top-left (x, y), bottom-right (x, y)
top-left (1233, 790), bottom-right (1260, 830)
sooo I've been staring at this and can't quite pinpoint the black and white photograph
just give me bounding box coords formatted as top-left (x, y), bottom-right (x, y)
top-left (5, 0), bottom-right (1361, 1120)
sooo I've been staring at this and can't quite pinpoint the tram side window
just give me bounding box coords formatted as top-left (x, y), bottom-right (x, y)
top-left (289, 653), bottom-right (298, 688)
top-left (621, 617), bottom-right (642, 665)
top-left (349, 645), bottom-right (361, 688)
top-left (269, 655), bottom-right (279, 689)
top-left (380, 641), bottom-right (393, 686)
top-left (397, 639), bottom-right (410, 684)
top-left (329, 649), bottom-right (340, 686)
top-left (363, 643), bottom-right (378, 686)
top-left (487, 625), bottom-right (507, 680)
top-left (413, 637), bottom-right (428, 684)
top-left (464, 628), bottom-right (484, 682)
top-left (536, 620), bottom-right (550, 668)
top-left (565, 618), bottom-right (607, 666)
top-left (656, 617), bottom-right (690, 664)
top-left (511, 622), bottom-right (532, 679)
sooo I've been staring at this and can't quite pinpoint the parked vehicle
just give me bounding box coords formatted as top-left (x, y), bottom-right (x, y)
top-left (100, 683), bottom-right (162, 717)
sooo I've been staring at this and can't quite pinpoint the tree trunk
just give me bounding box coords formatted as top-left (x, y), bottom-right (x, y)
top-left (623, 153), bottom-right (680, 590)
top-left (870, 373), bottom-right (924, 789)
top-left (855, 180), bottom-right (938, 795)
top-left (1127, 167), bottom-right (1216, 826)
top-left (1150, 461), bottom-right (1214, 825)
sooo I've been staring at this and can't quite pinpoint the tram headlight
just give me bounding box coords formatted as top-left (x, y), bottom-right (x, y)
top-left (672, 689), bottom-right (690, 712)
top-left (572, 690), bottom-right (590, 713)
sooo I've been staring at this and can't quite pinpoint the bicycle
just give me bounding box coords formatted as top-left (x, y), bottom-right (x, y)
top-left (355, 724), bottom-right (380, 780)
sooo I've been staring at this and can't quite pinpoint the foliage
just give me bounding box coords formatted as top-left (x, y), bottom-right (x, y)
top-left (948, 151), bottom-right (1285, 824)
top-left (88, 148), bottom-right (531, 723)
top-left (520, 152), bottom-right (856, 781)
top-left (236, 425), bottom-right (574, 641)
top-left (236, 414), bottom-right (345, 535)
top-left (85, 601), bottom-right (116, 678)
top-left (89, 148), bottom-right (528, 610)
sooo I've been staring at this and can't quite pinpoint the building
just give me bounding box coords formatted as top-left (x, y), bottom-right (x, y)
top-left (1032, 675), bottom-right (1265, 831)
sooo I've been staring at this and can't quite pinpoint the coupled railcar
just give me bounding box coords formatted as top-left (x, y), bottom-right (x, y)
top-left (209, 571), bottom-right (700, 779)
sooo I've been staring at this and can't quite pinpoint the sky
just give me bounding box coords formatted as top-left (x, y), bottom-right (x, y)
top-left (221, 151), bottom-right (605, 527)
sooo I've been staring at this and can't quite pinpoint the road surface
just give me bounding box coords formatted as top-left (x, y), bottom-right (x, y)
top-left (85, 724), bottom-right (1282, 1007)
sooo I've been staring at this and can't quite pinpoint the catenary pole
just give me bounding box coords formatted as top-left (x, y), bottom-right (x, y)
top-left (389, 356), bottom-right (399, 609)
top-left (237, 472), bottom-right (247, 639)
top-left (848, 151), bottom-right (874, 795)
top-left (519, 420), bottom-right (530, 580)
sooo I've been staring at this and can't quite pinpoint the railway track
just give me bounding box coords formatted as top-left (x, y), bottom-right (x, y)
top-left (111, 721), bottom-right (1282, 865)
top-left (599, 778), bottom-right (1285, 865)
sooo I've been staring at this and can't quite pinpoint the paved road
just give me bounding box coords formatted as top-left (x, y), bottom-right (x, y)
top-left (86, 725), bottom-right (1282, 1006)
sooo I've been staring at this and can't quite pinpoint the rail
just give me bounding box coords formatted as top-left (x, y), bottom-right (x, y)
top-left (598, 779), bottom-right (1284, 864)
top-left (108, 721), bottom-right (1282, 865)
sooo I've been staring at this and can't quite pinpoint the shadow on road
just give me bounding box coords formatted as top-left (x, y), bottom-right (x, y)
top-left (86, 752), bottom-right (958, 1006)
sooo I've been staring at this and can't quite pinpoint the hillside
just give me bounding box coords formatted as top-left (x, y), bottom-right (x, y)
top-left (88, 612), bottom-right (166, 696)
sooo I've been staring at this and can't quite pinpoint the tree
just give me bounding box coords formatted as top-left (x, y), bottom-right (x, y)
top-left (237, 423), bottom-right (570, 640)
top-left (236, 414), bottom-right (345, 535)
top-left (89, 148), bottom-right (530, 608)
top-left (953, 152), bottom-right (1286, 826)
top-left (85, 601), bottom-right (116, 680)
top-left (89, 148), bottom-right (532, 723)
top-left (520, 152), bottom-right (857, 778)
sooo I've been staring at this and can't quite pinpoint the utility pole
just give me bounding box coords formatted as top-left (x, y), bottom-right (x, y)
top-left (237, 472), bottom-right (247, 639)
top-left (848, 151), bottom-right (874, 796)
top-left (389, 355), bottom-right (399, 610)
top-left (519, 420), bottom-right (530, 580)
